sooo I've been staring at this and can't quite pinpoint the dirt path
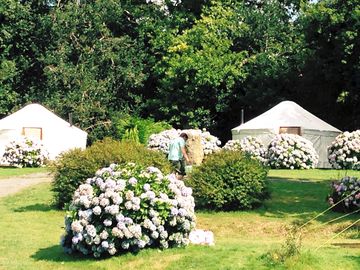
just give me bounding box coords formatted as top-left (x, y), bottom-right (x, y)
top-left (0, 172), bottom-right (53, 198)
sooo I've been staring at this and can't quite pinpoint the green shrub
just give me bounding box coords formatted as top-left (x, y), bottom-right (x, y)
top-left (187, 150), bottom-right (269, 211)
top-left (51, 138), bottom-right (171, 209)
top-left (113, 113), bottom-right (172, 144)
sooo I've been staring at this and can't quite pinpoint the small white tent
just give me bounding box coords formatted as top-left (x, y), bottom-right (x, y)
top-left (0, 104), bottom-right (87, 160)
top-left (231, 101), bottom-right (341, 168)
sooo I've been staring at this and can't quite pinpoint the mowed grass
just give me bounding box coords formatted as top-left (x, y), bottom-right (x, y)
top-left (0, 170), bottom-right (359, 269)
top-left (268, 169), bottom-right (360, 181)
top-left (0, 167), bottom-right (49, 179)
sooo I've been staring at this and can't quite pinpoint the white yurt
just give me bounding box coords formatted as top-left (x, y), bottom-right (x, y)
top-left (231, 101), bottom-right (341, 168)
top-left (0, 103), bottom-right (87, 160)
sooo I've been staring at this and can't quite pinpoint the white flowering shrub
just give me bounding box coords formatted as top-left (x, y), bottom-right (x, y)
top-left (61, 163), bottom-right (196, 258)
top-left (147, 129), bottom-right (179, 154)
top-left (147, 129), bottom-right (221, 156)
top-left (223, 139), bottom-right (241, 151)
top-left (328, 176), bottom-right (360, 212)
top-left (223, 136), bottom-right (268, 164)
top-left (267, 134), bottom-right (319, 169)
top-left (199, 130), bottom-right (221, 155)
top-left (328, 130), bottom-right (360, 170)
top-left (1, 137), bottom-right (48, 168)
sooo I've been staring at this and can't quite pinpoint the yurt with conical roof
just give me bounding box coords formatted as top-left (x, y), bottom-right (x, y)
top-left (231, 101), bottom-right (341, 168)
top-left (0, 103), bottom-right (87, 160)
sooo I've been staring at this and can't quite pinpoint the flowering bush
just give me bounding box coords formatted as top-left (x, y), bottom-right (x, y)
top-left (147, 129), bottom-right (179, 154)
top-left (267, 134), bottom-right (319, 169)
top-left (328, 176), bottom-right (360, 212)
top-left (52, 139), bottom-right (171, 209)
top-left (61, 163), bottom-right (196, 258)
top-left (147, 129), bottom-right (221, 156)
top-left (328, 130), bottom-right (360, 170)
top-left (199, 130), bottom-right (221, 155)
top-left (223, 136), bottom-right (267, 164)
top-left (1, 137), bottom-right (48, 168)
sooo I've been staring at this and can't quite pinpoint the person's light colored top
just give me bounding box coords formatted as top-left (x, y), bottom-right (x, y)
top-left (168, 137), bottom-right (186, 161)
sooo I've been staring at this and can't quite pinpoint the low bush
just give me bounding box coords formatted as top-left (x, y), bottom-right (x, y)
top-left (1, 137), bottom-right (48, 168)
top-left (187, 150), bottom-right (269, 211)
top-left (51, 138), bottom-right (171, 209)
top-left (328, 130), bottom-right (360, 170)
top-left (328, 176), bottom-right (360, 212)
top-left (267, 134), bottom-right (319, 169)
top-left (61, 163), bottom-right (196, 258)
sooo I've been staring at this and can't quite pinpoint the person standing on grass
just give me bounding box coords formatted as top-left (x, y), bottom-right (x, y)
top-left (168, 132), bottom-right (190, 179)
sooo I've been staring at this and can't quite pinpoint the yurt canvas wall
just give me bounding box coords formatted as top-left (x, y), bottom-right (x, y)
top-left (231, 101), bottom-right (341, 168)
top-left (0, 104), bottom-right (87, 160)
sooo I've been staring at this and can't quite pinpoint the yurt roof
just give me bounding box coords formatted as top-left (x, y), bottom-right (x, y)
top-left (0, 103), bottom-right (87, 136)
top-left (232, 101), bottom-right (341, 132)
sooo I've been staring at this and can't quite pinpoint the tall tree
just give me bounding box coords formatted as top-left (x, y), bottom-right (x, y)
top-left (149, 0), bottom-right (303, 139)
top-left (39, 0), bottom-right (149, 142)
top-left (0, 0), bottom-right (50, 114)
top-left (293, 0), bottom-right (360, 130)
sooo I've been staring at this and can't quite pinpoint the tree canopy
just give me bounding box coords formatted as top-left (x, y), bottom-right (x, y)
top-left (0, 0), bottom-right (358, 143)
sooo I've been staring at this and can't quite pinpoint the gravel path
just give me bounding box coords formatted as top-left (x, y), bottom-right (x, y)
top-left (0, 172), bottom-right (53, 198)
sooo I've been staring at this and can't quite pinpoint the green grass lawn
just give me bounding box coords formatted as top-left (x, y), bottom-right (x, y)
top-left (268, 169), bottom-right (360, 181)
top-left (0, 170), bottom-right (359, 269)
top-left (0, 167), bottom-right (49, 179)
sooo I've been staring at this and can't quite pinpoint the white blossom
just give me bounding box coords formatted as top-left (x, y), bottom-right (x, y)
top-left (61, 162), bottom-right (196, 258)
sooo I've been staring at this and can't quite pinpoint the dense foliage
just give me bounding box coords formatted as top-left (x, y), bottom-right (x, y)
top-left (328, 130), bottom-right (360, 170)
top-left (61, 163), bottom-right (196, 257)
top-left (187, 151), bottom-right (269, 211)
top-left (328, 176), bottom-right (360, 212)
top-left (113, 114), bottom-right (172, 144)
top-left (1, 0), bottom-right (359, 143)
top-left (267, 134), bottom-right (319, 169)
top-left (1, 137), bottom-right (48, 168)
top-left (51, 138), bottom-right (171, 208)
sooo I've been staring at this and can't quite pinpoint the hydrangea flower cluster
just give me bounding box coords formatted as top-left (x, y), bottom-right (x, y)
top-left (328, 176), bottom-right (360, 212)
top-left (147, 129), bottom-right (179, 154)
top-left (61, 163), bottom-right (196, 258)
top-left (328, 130), bottom-right (360, 170)
top-left (223, 136), bottom-right (268, 164)
top-left (198, 129), bottom-right (221, 155)
top-left (267, 134), bottom-right (319, 169)
top-left (1, 137), bottom-right (48, 168)
top-left (147, 129), bottom-right (221, 156)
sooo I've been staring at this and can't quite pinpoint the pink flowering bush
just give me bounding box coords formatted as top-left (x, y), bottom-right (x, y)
top-left (328, 176), bottom-right (360, 212)
top-left (61, 163), bottom-right (196, 258)
top-left (1, 137), bottom-right (48, 168)
top-left (267, 134), bottom-right (319, 169)
top-left (328, 130), bottom-right (360, 170)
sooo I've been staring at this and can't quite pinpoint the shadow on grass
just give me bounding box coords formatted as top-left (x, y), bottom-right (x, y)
top-left (31, 245), bottom-right (94, 262)
top-left (258, 178), bottom-right (352, 223)
top-left (345, 255), bottom-right (360, 265)
top-left (14, 203), bottom-right (54, 212)
top-left (32, 245), bottom-right (143, 263)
